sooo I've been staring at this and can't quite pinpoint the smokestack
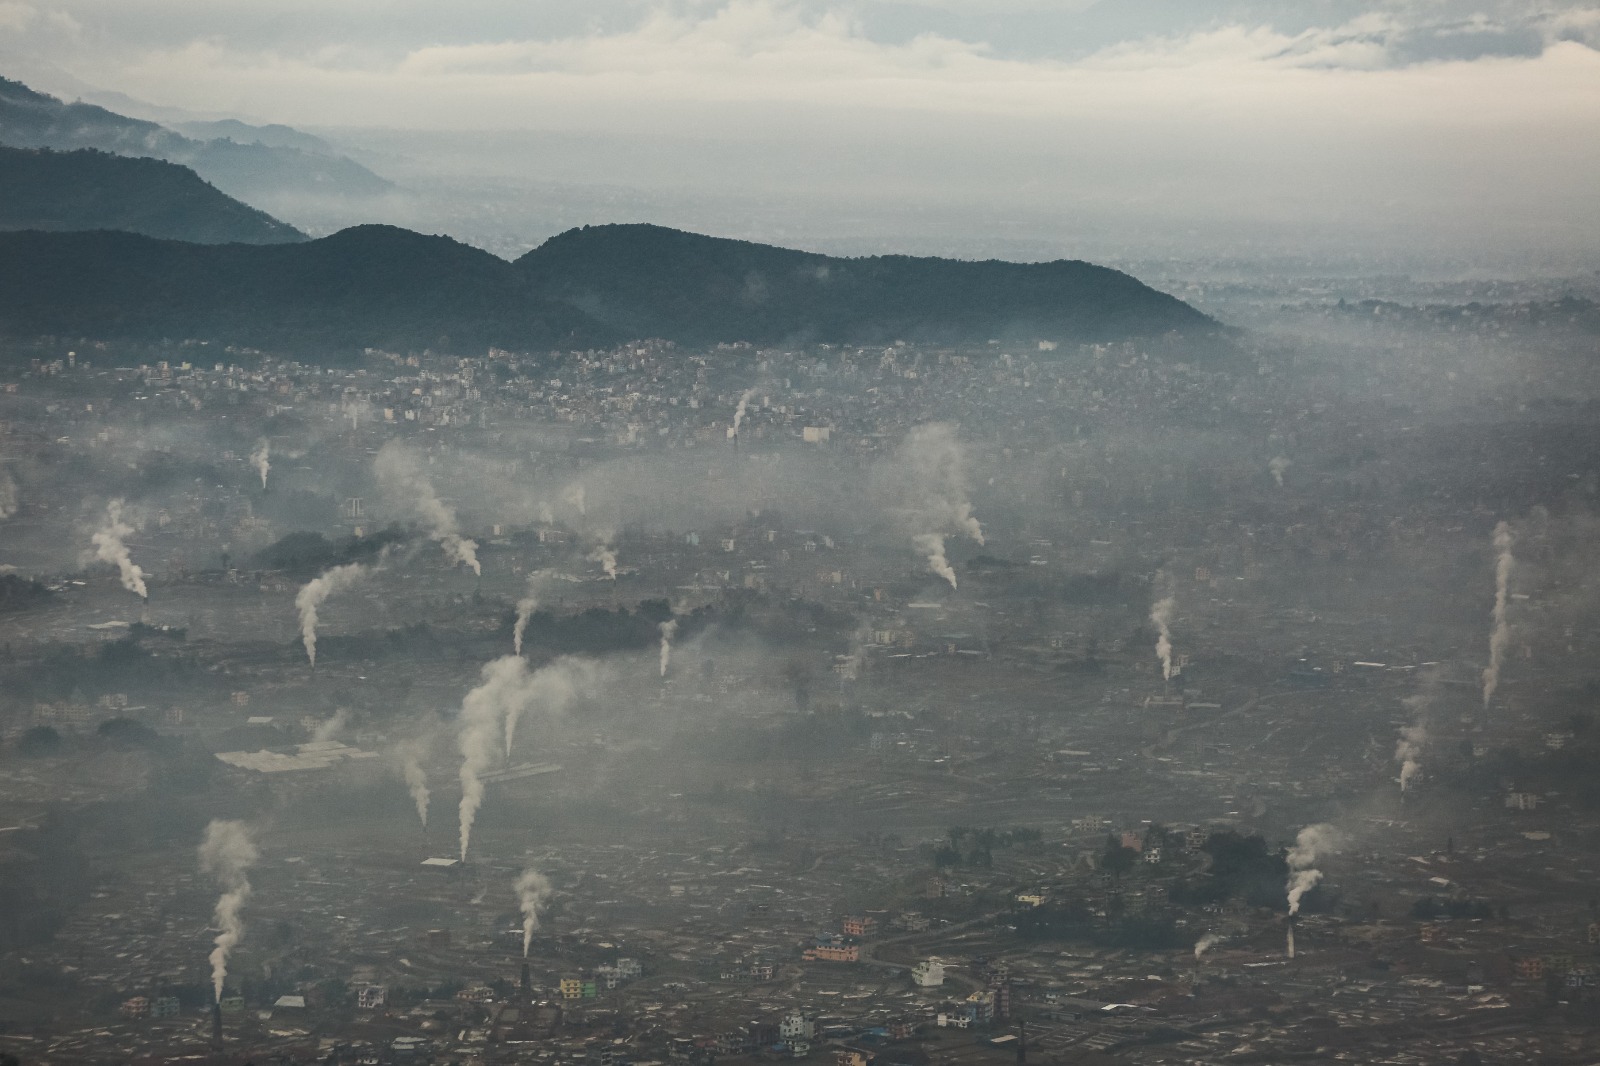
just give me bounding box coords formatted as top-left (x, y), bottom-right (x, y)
top-left (211, 1000), bottom-right (223, 1047)
top-left (1286, 921), bottom-right (1296, 960)
top-left (521, 962), bottom-right (531, 998)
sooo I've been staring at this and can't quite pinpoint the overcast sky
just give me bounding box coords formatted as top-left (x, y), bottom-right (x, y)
top-left (4, 1), bottom-right (1598, 268)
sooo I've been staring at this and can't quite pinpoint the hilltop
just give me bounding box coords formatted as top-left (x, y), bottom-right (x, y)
top-left (516, 224), bottom-right (1214, 347)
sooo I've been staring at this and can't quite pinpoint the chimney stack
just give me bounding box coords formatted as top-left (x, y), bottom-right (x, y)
top-left (210, 1001), bottom-right (223, 1048)
top-left (521, 962), bottom-right (531, 999)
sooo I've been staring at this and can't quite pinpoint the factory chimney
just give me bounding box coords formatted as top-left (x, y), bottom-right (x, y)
top-left (521, 962), bottom-right (531, 999)
top-left (210, 1000), bottom-right (223, 1048)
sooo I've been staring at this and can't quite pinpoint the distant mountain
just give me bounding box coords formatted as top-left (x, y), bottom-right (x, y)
top-left (0, 226), bottom-right (608, 356)
top-left (515, 223), bottom-right (1215, 346)
top-left (0, 76), bottom-right (391, 205)
top-left (171, 118), bottom-right (339, 156)
top-left (0, 146), bottom-right (305, 244)
top-left (0, 223), bottom-right (1216, 358)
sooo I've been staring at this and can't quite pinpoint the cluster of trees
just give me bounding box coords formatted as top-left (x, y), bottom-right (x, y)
top-left (1010, 897), bottom-right (1185, 950)
top-left (0, 573), bottom-right (50, 611)
top-left (933, 826), bottom-right (1044, 869)
top-left (252, 527), bottom-right (409, 577)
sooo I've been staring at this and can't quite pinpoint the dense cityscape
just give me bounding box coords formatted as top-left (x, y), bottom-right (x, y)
top-left (3, 277), bottom-right (1600, 1064)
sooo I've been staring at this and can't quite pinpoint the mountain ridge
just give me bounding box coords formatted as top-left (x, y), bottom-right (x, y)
top-left (517, 223), bottom-right (1213, 346)
top-left (0, 146), bottom-right (306, 244)
top-left (0, 222), bottom-right (1218, 359)
top-left (0, 75), bottom-right (391, 206)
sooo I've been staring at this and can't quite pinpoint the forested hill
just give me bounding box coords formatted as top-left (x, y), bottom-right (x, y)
top-left (0, 222), bottom-right (1217, 357)
top-left (515, 223), bottom-right (1216, 347)
top-left (0, 146), bottom-right (306, 244)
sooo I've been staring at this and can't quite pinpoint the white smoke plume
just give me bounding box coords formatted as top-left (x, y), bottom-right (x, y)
top-left (88, 499), bottom-right (147, 599)
top-left (1269, 456), bottom-right (1291, 487)
top-left (587, 530), bottom-right (618, 579)
top-left (457, 656), bottom-right (596, 862)
top-left (375, 442), bottom-right (481, 576)
top-left (505, 656), bottom-right (595, 761)
top-left (295, 562), bottom-right (367, 666)
top-left (1482, 521), bottom-right (1515, 708)
top-left (513, 572), bottom-right (544, 657)
top-left (1286, 823), bottom-right (1341, 916)
top-left (0, 468), bottom-right (17, 520)
top-left (515, 869), bottom-right (553, 956)
top-left (396, 732), bottom-right (435, 830)
top-left (311, 707), bottom-right (350, 743)
top-left (1396, 721), bottom-right (1426, 792)
top-left (250, 440), bottom-right (271, 490)
top-left (658, 618), bottom-right (678, 677)
top-left (913, 532), bottom-right (957, 589)
top-left (1151, 596), bottom-right (1176, 681)
top-left (458, 656), bottom-right (534, 862)
top-left (1194, 933), bottom-right (1223, 961)
top-left (893, 424), bottom-right (984, 585)
top-left (563, 482), bottom-right (587, 520)
top-left (731, 388), bottom-right (757, 438)
top-left (1396, 685), bottom-right (1437, 793)
top-left (198, 820), bottom-right (258, 1003)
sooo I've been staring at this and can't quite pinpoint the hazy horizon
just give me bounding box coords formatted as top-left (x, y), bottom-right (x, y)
top-left (4, 1), bottom-right (1600, 272)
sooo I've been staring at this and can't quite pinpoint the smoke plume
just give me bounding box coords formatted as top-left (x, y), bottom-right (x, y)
top-left (1396, 720), bottom-right (1426, 792)
top-left (1194, 933), bottom-right (1223, 961)
top-left (375, 442), bottom-right (481, 576)
top-left (250, 440), bottom-right (271, 490)
top-left (457, 656), bottom-right (596, 861)
top-left (893, 424), bottom-right (984, 585)
top-left (913, 532), bottom-right (958, 589)
top-left (505, 656), bottom-right (595, 761)
top-left (458, 656), bottom-right (535, 862)
top-left (730, 388), bottom-right (757, 438)
top-left (659, 618), bottom-right (678, 677)
top-left (311, 707), bottom-right (350, 743)
top-left (587, 531), bottom-right (618, 579)
top-left (1269, 456), bottom-right (1291, 487)
top-left (563, 482), bottom-right (587, 520)
top-left (515, 869), bottom-right (553, 956)
top-left (295, 562), bottom-right (367, 666)
top-left (198, 820), bottom-right (258, 1002)
top-left (513, 572), bottom-right (544, 656)
top-left (89, 499), bottom-right (147, 599)
top-left (1151, 596), bottom-right (1176, 681)
top-left (1482, 521), bottom-right (1515, 708)
top-left (402, 752), bottom-right (430, 829)
top-left (1286, 823), bottom-right (1340, 916)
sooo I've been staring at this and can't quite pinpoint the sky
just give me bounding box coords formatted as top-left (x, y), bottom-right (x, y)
top-left (3, 0), bottom-right (1598, 269)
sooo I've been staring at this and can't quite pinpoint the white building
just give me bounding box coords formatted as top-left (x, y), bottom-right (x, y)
top-left (912, 959), bottom-right (945, 988)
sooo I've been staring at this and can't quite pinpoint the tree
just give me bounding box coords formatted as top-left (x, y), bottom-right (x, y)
top-left (1100, 838), bottom-right (1138, 879)
top-left (17, 725), bottom-right (62, 756)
